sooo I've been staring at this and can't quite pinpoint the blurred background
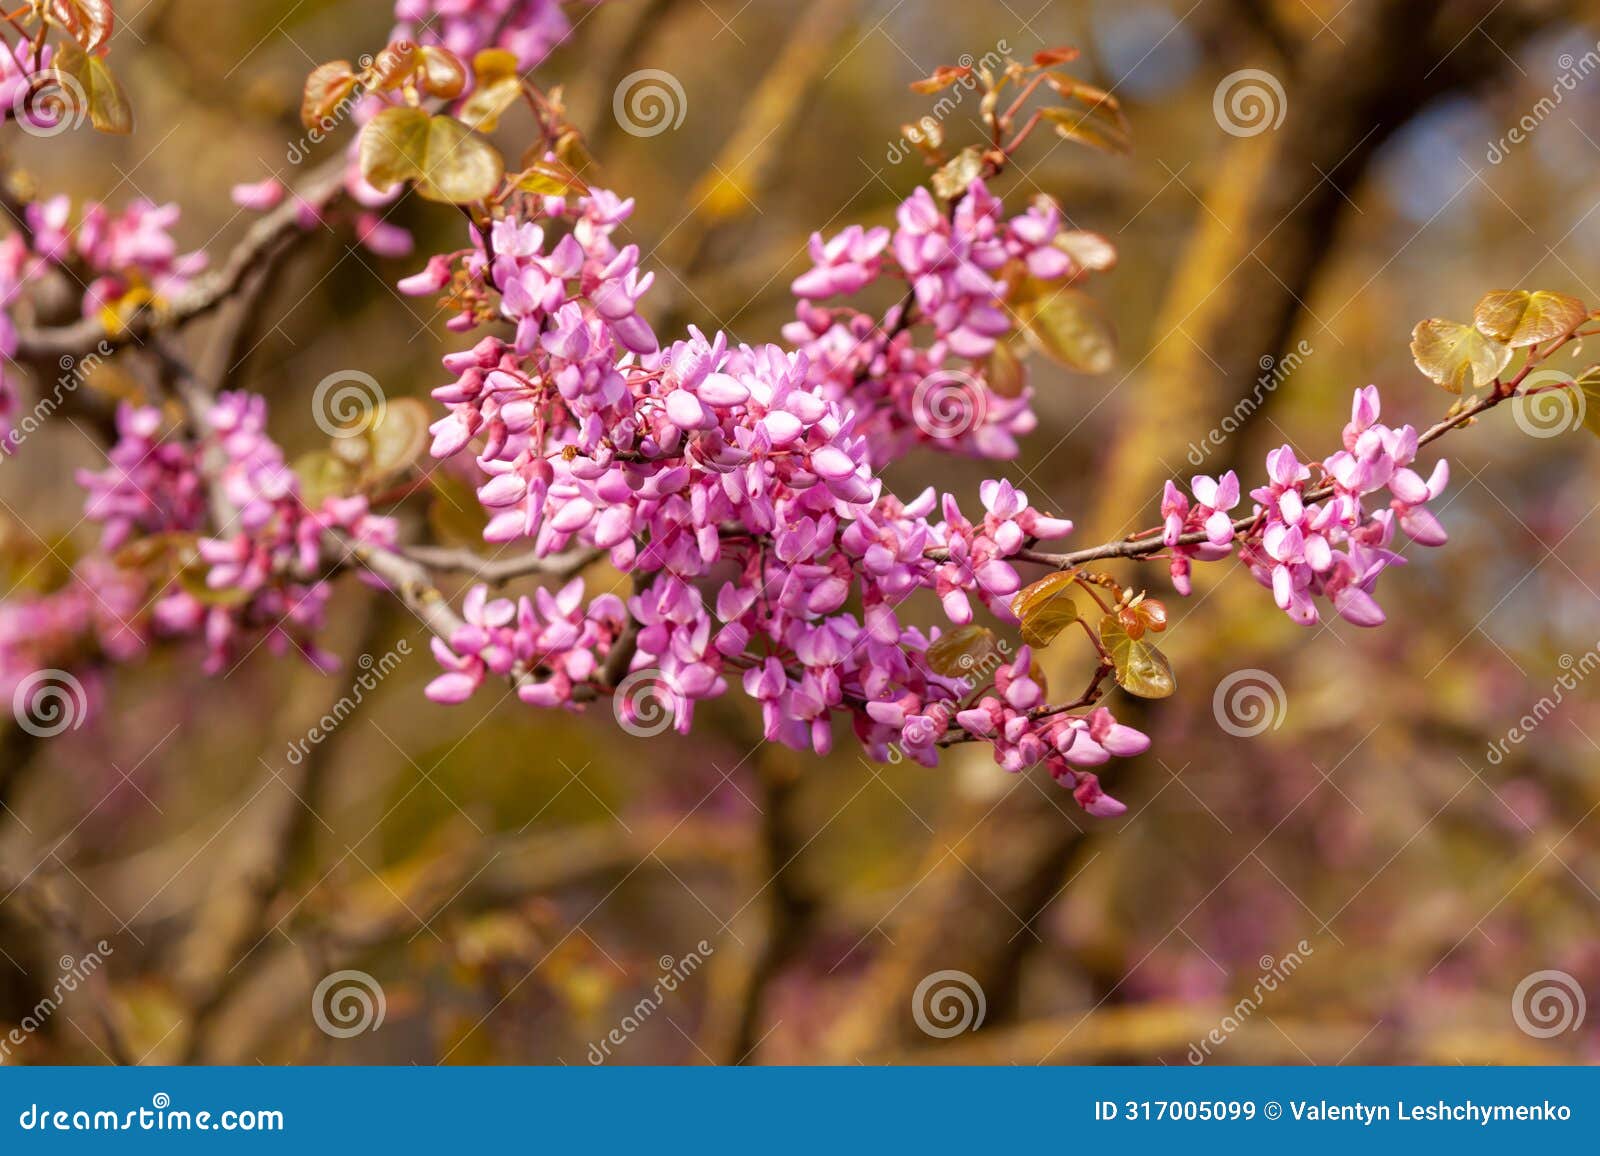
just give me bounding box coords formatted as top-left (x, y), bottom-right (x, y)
top-left (2, 0), bottom-right (1599, 1065)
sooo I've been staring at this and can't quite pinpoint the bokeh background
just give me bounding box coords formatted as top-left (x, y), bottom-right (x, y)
top-left (2, 0), bottom-right (1599, 1065)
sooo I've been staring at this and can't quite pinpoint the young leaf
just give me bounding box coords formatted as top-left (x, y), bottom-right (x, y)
top-left (1576, 365), bottom-right (1600, 439)
top-left (47, 0), bottom-right (114, 53)
top-left (1040, 83), bottom-right (1130, 156)
top-left (428, 473), bottom-right (489, 546)
top-left (368, 41), bottom-right (419, 91)
top-left (302, 61), bottom-right (359, 130)
top-left (360, 109), bottom-right (504, 203)
top-left (359, 106), bottom-right (431, 192)
top-left (365, 398), bottom-right (431, 482)
top-left (460, 48), bottom-right (523, 133)
top-left (911, 65), bottom-right (972, 95)
top-left (1472, 290), bottom-right (1586, 348)
top-left (293, 451), bottom-right (359, 508)
top-left (51, 40), bottom-right (130, 134)
top-left (417, 45), bottom-right (468, 100)
top-left (1012, 571), bottom-right (1080, 647)
top-left (1014, 282), bottom-right (1115, 373)
top-left (1053, 230), bottom-right (1117, 273)
top-left (1032, 47), bottom-right (1080, 67)
top-left (984, 340), bottom-right (1026, 399)
top-left (926, 625), bottom-right (999, 678)
top-left (1099, 614), bottom-right (1176, 699)
top-left (1410, 319), bottom-right (1511, 394)
top-left (511, 158), bottom-right (587, 197)
top-left (931, 146), bottom-right (984, 201)
top-left (414, 115), bottom-right (504, 203)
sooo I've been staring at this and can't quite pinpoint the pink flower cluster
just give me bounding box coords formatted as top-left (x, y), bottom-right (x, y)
top-left (426, 579), bottom-right (629, 707)
top-left (27, 195), bottom-right (208, 320)
top-left (391, 0), bottom-right (580, 70)
top-left (399, 164), bottom-right (1154, 815)
top-left (1161, 386), bottom-right (1449, 628)
top-left (782, 179), bottom-right (1095, 465)
top-left (76, 393), bottom-right (397, 673)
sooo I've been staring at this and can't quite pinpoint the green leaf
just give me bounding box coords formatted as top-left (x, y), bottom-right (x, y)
top-left (459, 48), bottom-right (523, 133)
top-left (1013, 282), bottom-right (1115, 373)
top-left (1472, 290), bottom-right (1586, 348)
top-left (1040, 86), bottom-right (1131, 156)
top-left (984, 340), bottom-right (1026, 399)
top-left (930, 146), bottom-right (984, 201)
top-left (1011, 571), bottom-right (1080, 648)
top-left (359, 106), bottom-right (431, 191)
top-left (359, 109), bottom-right (504, 204)
top-left (427, 473), bottom-right (489, 546)
top-left (365, 397), bottom-right (431, 482)
top-left (1576, 365), bottom-right (1600, 439)
top-left (511, 159), bottom-right (587, 197)
top-left (1410, 319), bottom-right (1511, 394)
top-left (1052, 229), bottom-right (1117, 273)
top-left (52, 40), bottom-right (130, 134)
top-left (1099, 614), bottom-right (1176, 699)
top-left (293, 451), bottom-right (359, 508)
top-left (926, 625), bottom-right (999, 678)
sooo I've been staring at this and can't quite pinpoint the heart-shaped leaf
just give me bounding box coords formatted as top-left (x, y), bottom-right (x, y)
top-left (1014, 282), bottom-right (1116, 373)
top-left (1099, 614), bottom-right (1176, 699)
top-left (460, 48), bottom-right (523, 133)
top-left (301, 60), bottom-right (358, 130)
top-left (1012, 571), bottom-right (1080, 647)
top-left (931, 146), bottom-right (985, 201)
top-left (1576, 365), bottom-right (1600, 439)
top-left (1410, 319), bottom-right (1511, 394)
top-left (417, 46), bottom-right (468, 100)
top-left (359, 109), bottom-right (504, 204)
top-left (51, 40), bottom-right (130, 134)
top-left (926, 625), bottom-right (999, 678)
top-left (1472, 290), bottom-right (1586, 348)
top-left (47, 0), bottom-right (113, 53)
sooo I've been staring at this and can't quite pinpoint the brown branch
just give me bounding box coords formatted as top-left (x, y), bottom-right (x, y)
top-left (13, 155), bottom-right (348, 361)
top-left (401, 543), bottom-right (603, 584)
